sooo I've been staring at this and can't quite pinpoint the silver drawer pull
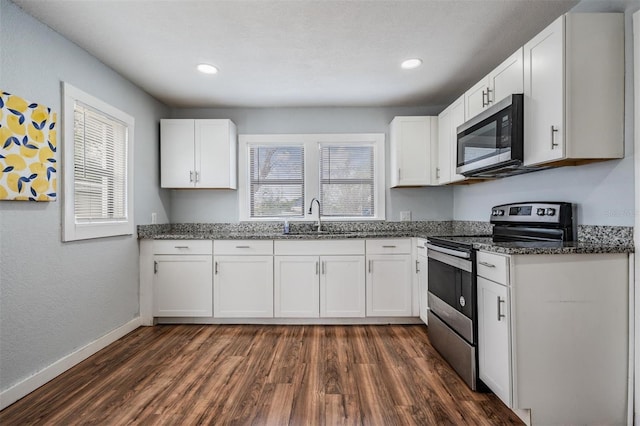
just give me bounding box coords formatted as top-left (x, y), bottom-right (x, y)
top-left (235, 245), bottom-right (251, 249)
top-left (479, 261), bottom-right (496, 268)
top-left (382, 245), bottom-right (397, 248)
top-left (497, 296), bottom-right (506, 321)
top-left (416, 245), bottom-right (425, 249)
top-left (174, 246), bottom-right (189, 249)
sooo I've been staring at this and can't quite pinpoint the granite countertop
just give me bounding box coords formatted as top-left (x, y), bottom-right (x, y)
top-left (138, 222), bottom-right (634, 255)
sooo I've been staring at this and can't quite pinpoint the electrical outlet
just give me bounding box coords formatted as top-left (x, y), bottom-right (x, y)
top-left (400, 211), bottom-right (411, 222)
top-left (151, 212), bottom-right (157, 224)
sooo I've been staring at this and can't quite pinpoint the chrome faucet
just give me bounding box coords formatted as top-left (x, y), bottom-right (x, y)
top-left (308, 198), bottom-right (322, 232)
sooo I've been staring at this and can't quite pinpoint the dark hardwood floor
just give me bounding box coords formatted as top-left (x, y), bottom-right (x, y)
top-left (0, 324), bottom-right (523, 425)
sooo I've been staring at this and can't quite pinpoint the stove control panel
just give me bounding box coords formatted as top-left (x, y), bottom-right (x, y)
top-left (490, 202), bottom-right (573, 225)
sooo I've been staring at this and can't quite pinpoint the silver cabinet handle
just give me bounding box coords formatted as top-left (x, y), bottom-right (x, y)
top-left (415, 259), bottom-right (420, 273)
top-left (189, 171), bottom-right (194, 183)
top-left (397, 168), bottom-right (401, 181)
top-left (382, 245), bottom-right (397, 248)
top-left (174, 245), bottom-right (189, 249)
top-left (154, 261), bottom-right (158, 274)
top-left (486, 88), bottom-right (493, 104)
top-left (235, 245), bottom-right (251, 249)
top-left (479, 261), bottom-right (496, 268)
top-left (481, 89), bottom-right (487, 107)
top-left (550, 125), bottom-right (559, 149)
top-left (321, 261), bottom-right (325, 275)
top-left (214, 261), bottom-right (219, 275)
top-left (416, 245), bottom-right (425, 249)
top-left (368, 260), bottom-right (372, 273)
top-left (436, 167), bottom-right (440, 179)
top-left (315, 261), bottom-right (319, 275)
top-left (497, 296), bottom-right (506, 321)
top-left (195, 171), bottom-right (200, 183)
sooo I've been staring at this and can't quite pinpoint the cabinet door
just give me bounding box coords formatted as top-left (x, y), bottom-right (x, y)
top-left (153, 255), bottom-right (212, 317)
top-left (464, 77), bottom-right (490, 119)
top-left (417, 253), bottom-right (429, 325)
top-left (390, 116), bottom-right (435, 187)
top-left (196, 119), bottom-right (237, 189)
top-left (274, 256), bottom-right (319, 318)
top-left (523, 16), bottom-right (565, 166)
top-left (214, 255), bottom-right (274, 318)
top-left (477, 276), bottom-right (511, 407)
top-left (321, 256), bottom-right (365, 318)
top-left (366, 254), bottom-right (413, 317)
top-left (160, 119), bottom-right (195, 188)
top-left (489, 48), bottom-right (524, 106)
top-left (448, 96), bottom-right (467, 183)
top-left (437, 107), bottom-right (452, 185)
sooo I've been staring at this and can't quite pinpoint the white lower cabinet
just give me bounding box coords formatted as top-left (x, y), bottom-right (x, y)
top-left (274, 240), bottom-right (366, 318)
top-left (321, 255), bottom-right (366, 318)
top-left (415, 239), bottom-right (429, 324)
top-left (213, 240), bottom-right (274, 318)
top-left (477, 276), bottom-right (511, 406)
top-left (476, 250), bottom-right (629, 425)
top-left (153, 255), bottom-right (213, 317)
top-left (152, 240), bottom-right (213, 317)
top-left (366, 239), bottom-right (413, 317)
top-left (274, 256), bottom-right (320, 318)
top-left (214, 255), bottom-right (273, 318)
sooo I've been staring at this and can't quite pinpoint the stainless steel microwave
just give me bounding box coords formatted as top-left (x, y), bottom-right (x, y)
top-left (456, 94), bottom-right (529, 178)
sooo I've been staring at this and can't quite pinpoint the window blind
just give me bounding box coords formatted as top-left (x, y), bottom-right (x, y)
top-left (320, 144), bottom-right (374, 217)
top-left (73, 102), bottom-right (128, 223)
top-left (249, 145), bottom-right (304, 218)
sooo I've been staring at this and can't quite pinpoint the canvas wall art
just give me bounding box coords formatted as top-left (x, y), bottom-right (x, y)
top-left (0, 91), bottom-right (57, 201)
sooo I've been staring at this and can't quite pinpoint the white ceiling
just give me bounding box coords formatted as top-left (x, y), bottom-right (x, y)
top-left (12, 0), bottom-right (579, 108)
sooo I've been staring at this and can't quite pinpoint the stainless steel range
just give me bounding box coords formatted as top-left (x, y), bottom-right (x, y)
top-left (426, 202), bottom-right (575, 390)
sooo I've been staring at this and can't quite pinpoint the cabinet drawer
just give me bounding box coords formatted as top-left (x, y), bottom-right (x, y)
top-left (477, 251), bottom-right (509, 285)
top-left (214, 240), bottom-right (273, 255)
top-left (366, 238), bottom-right (412, 255)
top-left (154, 240), bottom-right (212, 255)
top-left (274, 240), bottom-right (364, 256)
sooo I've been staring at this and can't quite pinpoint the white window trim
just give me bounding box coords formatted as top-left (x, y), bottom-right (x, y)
top-left (238, 133), bottom-right (385, 222)
top-left (62, 82), bottom-right (135, 241)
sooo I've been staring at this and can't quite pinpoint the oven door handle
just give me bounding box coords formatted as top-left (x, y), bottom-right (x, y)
top-left (426, 243), bottom-right (471, 259)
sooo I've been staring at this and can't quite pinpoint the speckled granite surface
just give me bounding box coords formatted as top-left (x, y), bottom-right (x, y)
top-left (137, 221), bottom-right (634, 254)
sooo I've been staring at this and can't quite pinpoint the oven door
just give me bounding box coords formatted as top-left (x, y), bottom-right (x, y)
top-left (427, 247), bottom-right (474, 343)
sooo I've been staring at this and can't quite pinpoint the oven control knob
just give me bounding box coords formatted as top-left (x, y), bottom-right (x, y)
top-left (459, 296), bottom-right (466, 307)
top-left (491, 210), bottom-right (498, 216)
top-left (545, 208), bottom-right (556, 216)
top-left (537, 208), bottom-right (546, 216)
top-left (497, 210), bottom-right (505, 216)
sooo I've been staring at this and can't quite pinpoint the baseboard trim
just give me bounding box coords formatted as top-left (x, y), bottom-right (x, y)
top-left (0, 317), bottom-right (142, 410)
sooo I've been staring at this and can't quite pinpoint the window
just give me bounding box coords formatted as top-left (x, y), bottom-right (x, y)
top-left (62, 83), bottom-right (134, 241)
top-left (320, 144), bottom-right (374, 217)
top-left (250, 145), bottom-right (304, 218)
top-left (239, 134), bottom-right (385, 221)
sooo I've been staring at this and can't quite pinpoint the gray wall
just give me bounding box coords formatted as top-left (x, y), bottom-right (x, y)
top-left (453, 1), bottom-right (639, 226)
top-left (0, 0), bottom-right (170, 391)
top-left (169, 106), bottom-right (454, 222)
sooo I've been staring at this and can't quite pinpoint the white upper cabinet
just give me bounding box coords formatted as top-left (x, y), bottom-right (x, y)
top-left (465, 48), bottom-right (523, 120)
top-left (161, 119), bottom-right (237, 189)
top-left (389, 116), bottom-right (438, 187)
top-left (437, 95), bottom-right (466, 185)
top-left (523, 14), bottom-right (623, 167)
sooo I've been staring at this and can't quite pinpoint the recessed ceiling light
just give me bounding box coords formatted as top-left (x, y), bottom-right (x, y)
top-left (197, 63), bottom-right (218, 74)
top-left (401, 58), bottom-right (423, 70)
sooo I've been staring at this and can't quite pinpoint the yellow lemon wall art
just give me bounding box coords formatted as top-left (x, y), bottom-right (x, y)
top-left (0, 91), bottom-right (57, 201)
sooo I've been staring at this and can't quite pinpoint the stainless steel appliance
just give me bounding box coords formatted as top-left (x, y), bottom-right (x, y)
top-left (426, 201), bottom-right (575, 390)
top-left (456, 94), bottom-right (542, 178)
